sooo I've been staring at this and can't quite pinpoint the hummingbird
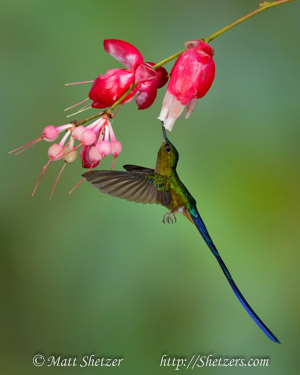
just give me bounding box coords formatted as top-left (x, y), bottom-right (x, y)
top-left (82, 122), bottom-right (280, 344)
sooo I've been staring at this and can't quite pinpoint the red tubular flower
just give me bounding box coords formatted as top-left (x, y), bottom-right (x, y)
top-left (136, 62), bottom-right (169, 110)
top-left (89, 39), bottom-right (168, 110)
top-left (158, 40), bottom-right (215, 131)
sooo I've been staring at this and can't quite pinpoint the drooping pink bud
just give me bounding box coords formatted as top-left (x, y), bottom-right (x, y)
top-left (42, 125), bottom-right (59, 141)
top-left (158, 40), bottom-right (215, 131)
top-left (89, 146), bottom-right (103, 162)
top-left (111, 141), bottom-right (122, 156)
top-left (72, 125), bottom-right (86, 141)
top-left (48, 144), bottom-right (64, 161)
top-left (98, 141), bottom-right (112, 156)
top-left (81, 129), bottom-right (97, 145)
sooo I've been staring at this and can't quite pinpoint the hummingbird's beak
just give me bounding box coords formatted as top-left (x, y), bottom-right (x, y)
top-left (161, 121), bottom-right (167, 142)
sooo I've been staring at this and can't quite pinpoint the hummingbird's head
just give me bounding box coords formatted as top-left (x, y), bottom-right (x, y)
top-left (156, 122), bottom-right (179, 174)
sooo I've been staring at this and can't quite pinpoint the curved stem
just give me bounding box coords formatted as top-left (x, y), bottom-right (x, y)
top-left (79, 0), bottom-right (293, 124)
top-left (152, 49), bottom-right (186, 70)
top-left (205, 0), bottom-right (294, 43)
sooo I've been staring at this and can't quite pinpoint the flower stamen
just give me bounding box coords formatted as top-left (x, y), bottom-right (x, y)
top-left (9, 137), bottom-right (42, 155)
top-left (50, 161), bottom-right (67, 200)
top-left (64, 98), bottom-right (89, 112)
top-left (66, 105), bottom-right (92, 118)
top-left (68, 163), bottom-right (95, 195)
top-left (31, 160), bottom-right (51, 197)
top-left (64, 80), bottom-right (94, 86)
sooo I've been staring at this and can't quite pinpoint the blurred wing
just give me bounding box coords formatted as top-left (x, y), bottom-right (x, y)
top-left (123, 164), bottom-right (154, 173)
top-left (82, 169), bottom-right (170, 206)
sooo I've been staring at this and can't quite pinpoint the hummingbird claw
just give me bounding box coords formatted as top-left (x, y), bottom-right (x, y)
top-left (162, 211), bottom-right (177, 225)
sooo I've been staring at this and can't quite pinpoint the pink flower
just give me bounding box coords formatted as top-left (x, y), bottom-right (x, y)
top-left (158, 40), bottom-right (215, 131)
top-left (89, 39), bottom-right (168, 110)
top-left (9, 115), bottom-right (122, 198)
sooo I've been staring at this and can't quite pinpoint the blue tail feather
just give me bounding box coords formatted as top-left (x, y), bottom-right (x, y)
top-left (189, 206), bottom-right (280, 344)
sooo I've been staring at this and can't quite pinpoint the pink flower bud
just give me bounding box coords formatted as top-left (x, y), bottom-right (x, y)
top-left (89, 146), bottom-right (103, 162)
top-left (72, 125), bottom-right (85, 141)
top-left (48, 144), bottom-right (64, 161)
top-left (43, 125), bottom-right (59, 141)
top-left (81, 129), bottom-right (97, 145)
top-left (111, 141), bottom-right (122, 156)
top-left (98, 141), bottom-right (112, 156)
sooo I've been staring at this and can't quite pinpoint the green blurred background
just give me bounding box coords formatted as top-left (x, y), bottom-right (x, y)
top-left (1, 0), bottom-right (299, 373)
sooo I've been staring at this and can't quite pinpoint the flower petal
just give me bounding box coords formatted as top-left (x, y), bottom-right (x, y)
top-left (184, 39), bottom-right (200, 49)
top-left (142, 62), bottom-right (169, 88)
top-left (103, 39), bottom-right (143, 71)
top-left (196, 59), bottom-right (215, 98)
top-left (158, 90), bottom-right (185, 131)
top-left (80, 145), bottom-right (100, 169)
top-left (91, 101), bottom-right (108, 109)
top-left (167, 49), bottom-right (200, 105)
top-left (135, 63), bottom-right (157, 83)
top-left (136, 85), bottom-right (157, 110)
top-left (89, 68), bottom-right (134, 107)
top-left (185, 98), bottom-right (198, 119)
top-left (167, 45), bottom-right (215, 104)
top-left (155, 66), bottom-right (169, 89)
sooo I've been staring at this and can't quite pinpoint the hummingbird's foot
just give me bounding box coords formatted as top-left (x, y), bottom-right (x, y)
top-left (163, 211), bottom-right (177, 224)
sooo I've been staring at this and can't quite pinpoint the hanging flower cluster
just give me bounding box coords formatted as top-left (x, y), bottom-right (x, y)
top-left (9, 38), bottom-right (215, 197)
top-left (9, 114), bottom-right (121, 198)
top-left (9, 0), bottom-right (294, 198)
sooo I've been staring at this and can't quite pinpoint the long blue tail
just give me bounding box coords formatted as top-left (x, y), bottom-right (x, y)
top-left (189, 206), bottom-right (280, 343)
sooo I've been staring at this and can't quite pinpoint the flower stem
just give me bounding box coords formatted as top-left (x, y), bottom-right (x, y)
top-left (76, 111), bottom-right (104, 126)
top-left (205, 0), bottom-right (294, 44)
top-left (152, 49), bottom-right (186, 70)
top-left (80, 0), bottom-right (293, 124)
top-left (111, 83), bottom-right (138, 111)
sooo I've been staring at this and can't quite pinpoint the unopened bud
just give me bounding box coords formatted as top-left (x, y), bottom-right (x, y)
top-left (98, 141), bottom-right (112, 156)
top-left (72, 125), bottom-right (85, 141)
top-left (89, 146), bottom-right (103, 162)
top-left (81, 129), bottom-right (96, 145)
top-left (111, 141), bottom-right (122, 156)
top-left (43, 125), bottom-right (59, 141)
top-left (48, 144), bottom-right (64, 160)
top-left (64, 148), bottom-right (78, 163)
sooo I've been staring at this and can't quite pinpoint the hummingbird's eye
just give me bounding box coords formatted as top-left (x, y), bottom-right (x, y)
top-left (165, 144), bottom-right (171, 153)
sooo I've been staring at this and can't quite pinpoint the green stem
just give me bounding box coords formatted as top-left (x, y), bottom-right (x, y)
top-left (205, 0), bottom-right (294, 43)
top-left (152, 49), bottom-right (186, 70)
top-left (77, 111), bottom-right (104, 126)
top-left (110, 83), bottom-right (138, 111)
top-left (80, 0), bottom-right (293, 124)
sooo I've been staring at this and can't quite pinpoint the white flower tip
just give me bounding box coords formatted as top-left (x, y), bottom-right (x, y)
top-left (163, 118), bottom-right (175, 131)
top-left (185, 98), bottom-right (198, 120)
top-left (64, 148), bottom-right (78, 163)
